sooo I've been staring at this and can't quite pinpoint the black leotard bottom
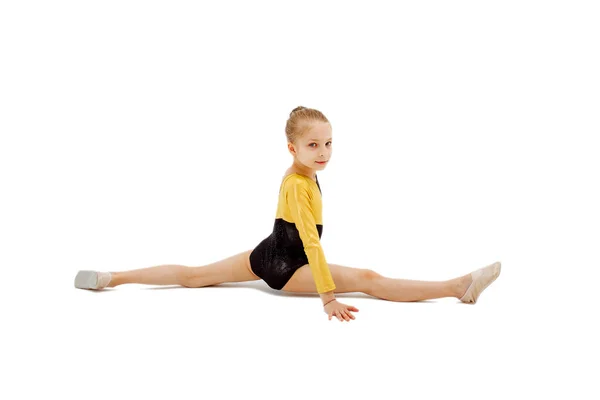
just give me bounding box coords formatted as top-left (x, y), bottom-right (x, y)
top-left (249, 219), bottom-right (323, 290)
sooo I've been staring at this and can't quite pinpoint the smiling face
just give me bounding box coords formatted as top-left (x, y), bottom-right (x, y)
top-left (287, 121), bottom-right (333, 175)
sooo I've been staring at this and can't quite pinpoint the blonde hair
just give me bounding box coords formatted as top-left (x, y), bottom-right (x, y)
top-left (285, 106), bottom-right (330, 144)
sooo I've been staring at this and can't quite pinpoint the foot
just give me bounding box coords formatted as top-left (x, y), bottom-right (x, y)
top-left (456, 274), bottom-right (473, 299)
top-left (74, 270), bottom-right (112, 290)
top-left (457, 261), bottom-right (501, 304)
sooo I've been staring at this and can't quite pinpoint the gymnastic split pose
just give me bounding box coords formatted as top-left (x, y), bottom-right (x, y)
top-left (74, 106), bottom-right (501, 322)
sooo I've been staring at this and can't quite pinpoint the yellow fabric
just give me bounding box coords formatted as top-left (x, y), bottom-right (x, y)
top-left (275, 174), bottom-right (336, 294)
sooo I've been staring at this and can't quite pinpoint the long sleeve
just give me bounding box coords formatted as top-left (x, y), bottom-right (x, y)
top-left (286, 180), bottom-right (336, 294)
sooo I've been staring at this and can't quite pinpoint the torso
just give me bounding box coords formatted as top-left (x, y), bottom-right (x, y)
top-left (250, 170), bottom-right (324, 291)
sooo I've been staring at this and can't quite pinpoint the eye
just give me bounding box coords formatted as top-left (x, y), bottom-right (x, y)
top-left (310, 141), bottom-right (332, 147)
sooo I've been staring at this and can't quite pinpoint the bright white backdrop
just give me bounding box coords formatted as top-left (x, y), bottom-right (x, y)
top-left (1, 1), bottom-right (598, 399)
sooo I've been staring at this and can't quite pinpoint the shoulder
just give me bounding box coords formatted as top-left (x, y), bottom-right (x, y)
top-left (283, 174), bottom-right (308, 187)
top-left (282, 174), bottom-right (311, 194)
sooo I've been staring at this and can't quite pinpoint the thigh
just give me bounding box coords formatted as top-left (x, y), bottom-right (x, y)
top-left (186, 249), bottom-right (261, 287)
top-left (281, 263), bottom-right (375, 293)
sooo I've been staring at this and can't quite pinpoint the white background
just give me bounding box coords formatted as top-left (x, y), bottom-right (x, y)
top-left (1, 0), bottom-right (598, 399)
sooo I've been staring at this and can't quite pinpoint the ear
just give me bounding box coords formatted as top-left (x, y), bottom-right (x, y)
top-left (287, 142), bottom-right (296, 155)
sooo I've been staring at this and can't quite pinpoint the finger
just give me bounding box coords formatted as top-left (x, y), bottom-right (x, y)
top-left (346, 310), bottom-right (355, 320)
top-left (349, 306), bottom-right (359, 311)
top-left (341, 310), bottom-right (349, 321)
top-left (335, 310), bottom-right (342, 321)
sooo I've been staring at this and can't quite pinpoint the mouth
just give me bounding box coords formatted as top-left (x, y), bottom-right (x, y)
top-left (316, 160), bottom-right (328, 164)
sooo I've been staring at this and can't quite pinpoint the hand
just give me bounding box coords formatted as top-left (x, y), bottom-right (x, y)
top-left (324, 300), bottom-right (359, 321)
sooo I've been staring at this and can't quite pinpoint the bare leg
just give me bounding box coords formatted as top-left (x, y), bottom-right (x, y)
top-left (282, 262), bottom-right (474, 302)
top-left (107, 264), bottom-right (189, 287)
top-left (364, 272), bottom-right (473, 302)
top-left (103, 249), bottom-right (258, 289)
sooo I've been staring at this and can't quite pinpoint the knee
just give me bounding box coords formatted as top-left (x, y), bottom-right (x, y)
top-left (178, 266), bottom-right (196, 287)
top-left (361, 268), bottom-right (382, 281)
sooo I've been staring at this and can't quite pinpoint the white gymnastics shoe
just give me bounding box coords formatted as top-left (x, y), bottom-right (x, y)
top-left (459, 261), bottom-right (501, 304)
top-left (74, 270), bottom-right (112, 290)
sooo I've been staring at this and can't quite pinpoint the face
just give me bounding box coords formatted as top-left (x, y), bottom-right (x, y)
top-left (288, 122), bottom-right (333, 171)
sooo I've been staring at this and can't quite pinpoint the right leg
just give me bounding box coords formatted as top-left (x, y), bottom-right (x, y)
top-left (104, 249), bottom-right (261, 288)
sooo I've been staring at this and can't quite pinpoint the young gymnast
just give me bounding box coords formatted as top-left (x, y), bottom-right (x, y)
top-left (74, 106), bottom-right (501, 322)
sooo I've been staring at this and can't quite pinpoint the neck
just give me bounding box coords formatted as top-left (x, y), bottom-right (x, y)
top-left (290, 160), bottom-right (317, 180)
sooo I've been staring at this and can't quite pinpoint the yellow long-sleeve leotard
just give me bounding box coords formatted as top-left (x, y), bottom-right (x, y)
top-left (277, 173), bottom-right (336, 293)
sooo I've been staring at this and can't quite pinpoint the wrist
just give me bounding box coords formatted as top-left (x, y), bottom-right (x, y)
top-left (320, 290), bottom-right (336, 305)
top-left (323, 298), bottom-right (336, 307)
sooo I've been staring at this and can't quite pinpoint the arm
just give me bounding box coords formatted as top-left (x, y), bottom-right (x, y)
top-left (286, 180), bottom-right (337, 301)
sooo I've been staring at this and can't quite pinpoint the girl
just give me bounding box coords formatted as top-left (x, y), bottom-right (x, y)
top-left (74, 106), bottom-right (501, 322)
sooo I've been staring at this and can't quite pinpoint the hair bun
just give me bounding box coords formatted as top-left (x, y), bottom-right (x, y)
top-left (290, 106), bottom-right (305, 116)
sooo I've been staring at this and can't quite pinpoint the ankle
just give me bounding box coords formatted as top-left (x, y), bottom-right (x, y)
top-left (106, 272), bottom-right (118, 288)
top-left (452, 275), bottom-right (471, 298)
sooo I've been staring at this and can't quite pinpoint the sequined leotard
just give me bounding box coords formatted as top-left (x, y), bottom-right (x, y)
top-left (249, 173), bottom-right (336, 293)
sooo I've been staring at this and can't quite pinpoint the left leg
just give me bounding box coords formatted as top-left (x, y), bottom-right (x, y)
top-left (107, 249), bottom-right (261, 288)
